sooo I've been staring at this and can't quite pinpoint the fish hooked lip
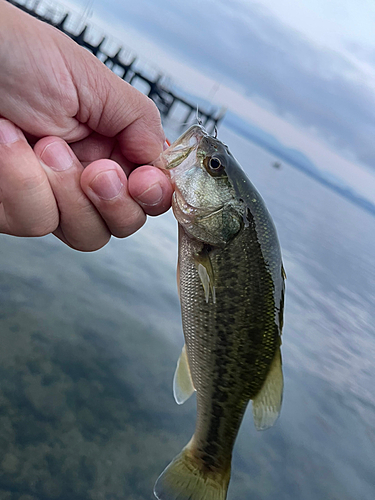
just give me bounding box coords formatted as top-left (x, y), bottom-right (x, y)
top-left (152, 125), bottom-right (208, 171)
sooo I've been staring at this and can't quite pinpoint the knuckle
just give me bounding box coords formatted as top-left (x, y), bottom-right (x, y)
top-left (13, 169), bottom-right (50, 196)
top-left (65, 226), bottom-right (111, 252)
top-left (12, 220), bottom-right (57, 238)
top-left (138, 96), bottom-right (162, 127)
top-left (58, 203), bottom-right (111, 251)
top-left (25, 217), bottom-right (59, 237)
top-left (18, 174), bottom-right (45, 193)
top-left (142, 94), bottom-right (160, 116)
top-left (70, 236), bottom-right (111, 252)
top-left (9, 206), bottom-right (59, 237)
top-left (111, 208), bottom-right (146, 238)
top-left (124, 91), bottom-right (161, 128)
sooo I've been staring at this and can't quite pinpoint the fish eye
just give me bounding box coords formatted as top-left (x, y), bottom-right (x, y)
top-left (203, 154), bottom-right (227, 177)
top-left (209, 157), bottom-right (222, 170)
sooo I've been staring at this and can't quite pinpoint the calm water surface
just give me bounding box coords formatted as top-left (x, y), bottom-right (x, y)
top-left (0, 124), bottom-right (374, 500)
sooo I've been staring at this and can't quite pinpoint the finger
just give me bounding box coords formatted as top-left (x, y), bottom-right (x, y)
top-left (34, 137), bottom-right (111, 251)
top-left (80, 159), bottom-right (146, 238)
top-left (70, 132), bottom-right (116, 166)
top-left (0, 119), bottom-right (58, 236)
top-left (115, 96), bottom-right (166, 164)
top-left (70, 133), bottom-right (135, 175)
top-left (68, 52), bottom-right (166, 163)
top-left (128, 166), bottom-right (173, 216)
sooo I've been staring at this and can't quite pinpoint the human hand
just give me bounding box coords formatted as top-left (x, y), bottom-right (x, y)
top-left (0, 2), bottom-right (173, 251)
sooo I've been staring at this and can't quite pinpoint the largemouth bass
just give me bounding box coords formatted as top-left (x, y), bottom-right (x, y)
top-left (153, 125), bottom-right (285, 500)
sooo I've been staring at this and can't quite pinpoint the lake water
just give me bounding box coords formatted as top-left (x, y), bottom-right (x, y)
top-left (0, 122), bottom-right (374, 500)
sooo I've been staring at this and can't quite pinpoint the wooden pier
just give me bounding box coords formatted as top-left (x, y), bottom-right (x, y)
top-left (7, 0), bottom-right (225, 133)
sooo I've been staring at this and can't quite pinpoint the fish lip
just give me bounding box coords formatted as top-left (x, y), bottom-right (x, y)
top-left (152, 125), bottom-right (208, 171)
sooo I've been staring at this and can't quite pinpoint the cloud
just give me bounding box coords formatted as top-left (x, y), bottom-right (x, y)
top-left (97, 0), bottom-right (375, 169)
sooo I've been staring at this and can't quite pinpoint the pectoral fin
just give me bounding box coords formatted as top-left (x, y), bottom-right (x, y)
top-left (252, 347), bottom-right (283, 430)
top-left (194, 248), bottom-right (216, 304)
top-left (173, 345), bottom-right (195, 405)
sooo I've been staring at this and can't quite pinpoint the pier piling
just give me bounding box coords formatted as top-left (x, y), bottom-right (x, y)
top-left (7, 0), bottom-right (225, 133)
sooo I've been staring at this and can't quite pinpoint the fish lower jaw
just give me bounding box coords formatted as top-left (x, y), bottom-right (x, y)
top-left (172, 190), bottom-right (223, 224)
top-left (172, 190), bottom-right (199, 226)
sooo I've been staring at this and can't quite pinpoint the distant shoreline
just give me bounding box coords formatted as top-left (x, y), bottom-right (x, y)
top-left (224, 112), bottom-right (375, 218)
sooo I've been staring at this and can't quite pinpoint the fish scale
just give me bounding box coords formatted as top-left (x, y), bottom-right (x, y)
top-left (179, 222), bottom-right (280, 472)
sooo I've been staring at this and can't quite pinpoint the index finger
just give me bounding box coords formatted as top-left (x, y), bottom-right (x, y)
top-left (0, 119), bottom-right (58, 236)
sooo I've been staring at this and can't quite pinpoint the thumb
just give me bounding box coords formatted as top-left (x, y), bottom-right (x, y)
top-left (67, 46), bottom-right (165, 164)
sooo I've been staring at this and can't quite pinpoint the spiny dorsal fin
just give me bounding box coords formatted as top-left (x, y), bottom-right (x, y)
top-left (252, 347), bottom-right (283, 430)
top-left (173, 345), bottom-right (195, 405)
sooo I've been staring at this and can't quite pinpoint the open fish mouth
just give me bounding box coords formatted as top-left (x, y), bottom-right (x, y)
top-left (152, 125), bottom-right (208, 171)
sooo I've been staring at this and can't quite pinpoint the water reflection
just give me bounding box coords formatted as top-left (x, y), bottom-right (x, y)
top-left (0, 126), bottom-right (374, 499)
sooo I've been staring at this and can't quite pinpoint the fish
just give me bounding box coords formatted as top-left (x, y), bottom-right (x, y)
top-left (152, 125), bottom-right (285, 500)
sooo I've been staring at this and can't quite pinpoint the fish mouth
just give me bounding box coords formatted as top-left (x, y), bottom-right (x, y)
top-left (172, 187), bottom-right (224, 226)
top-left (152, 125), bottom-right (208, 171)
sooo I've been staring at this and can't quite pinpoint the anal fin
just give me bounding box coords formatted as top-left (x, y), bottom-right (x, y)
top-left (173, 345), bottom-right (195, 405)
top-left (252, 347), bottom-right (283, 430)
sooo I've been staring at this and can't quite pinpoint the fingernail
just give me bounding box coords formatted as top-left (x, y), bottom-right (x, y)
top-left (90, 171), bottom-right (123, 200)
top-left (163, 140), bottom-right (170, 150)
top-left (40, 141), bottom-right (73, 171)
top-left (135, 183), bottom-right (163, 206)
top-left (0, 119), bottom-right (23, 145)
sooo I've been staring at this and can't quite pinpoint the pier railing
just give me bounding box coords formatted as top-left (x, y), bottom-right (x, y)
top-left (6, 0), bottom-right (225, 133)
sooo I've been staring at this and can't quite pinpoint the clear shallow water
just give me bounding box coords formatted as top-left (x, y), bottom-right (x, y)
top-left (0, 123), bottom-right (374, 500)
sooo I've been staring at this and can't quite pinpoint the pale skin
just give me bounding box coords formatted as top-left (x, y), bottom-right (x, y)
top-left (0, 1), bottom-right (173, 251)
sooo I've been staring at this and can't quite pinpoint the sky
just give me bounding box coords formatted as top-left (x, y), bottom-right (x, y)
top-left (40, 0), bottom-right (375, 200)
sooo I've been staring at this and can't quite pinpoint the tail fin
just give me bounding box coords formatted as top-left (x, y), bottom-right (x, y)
top-left (154, 443), bottom-right (230, 500)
